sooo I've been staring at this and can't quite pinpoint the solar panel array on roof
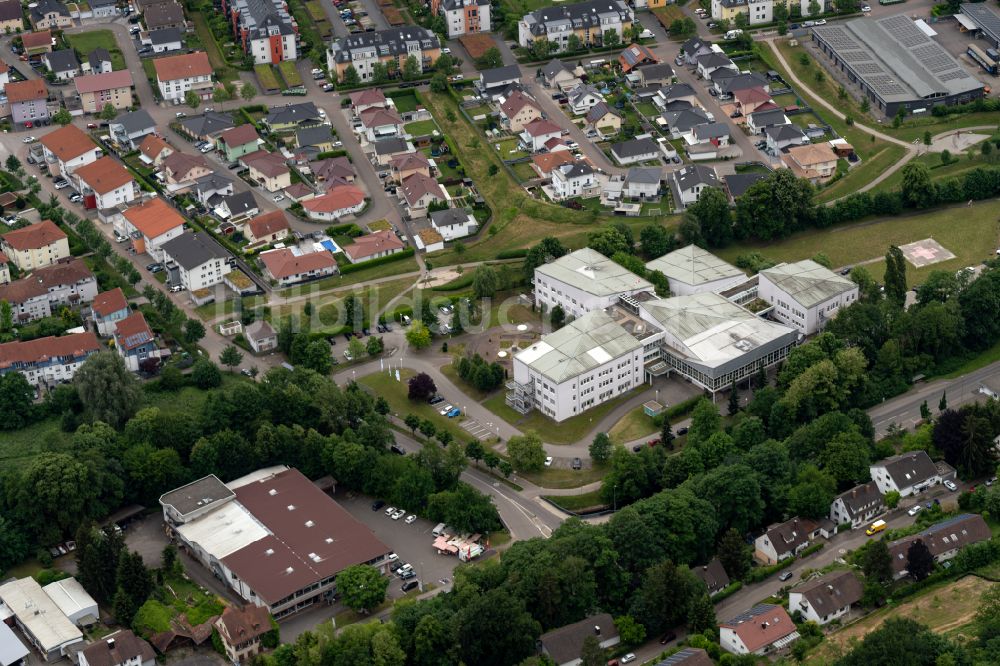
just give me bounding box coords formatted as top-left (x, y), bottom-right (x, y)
top-left (961, 3), bottom-right (1000, 46)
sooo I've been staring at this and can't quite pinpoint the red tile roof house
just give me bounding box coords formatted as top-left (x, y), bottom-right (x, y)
top-left (217, 124), bottom-right (261, 162)
top-left (72, 156), bottom-right (137, 210)
top-left (73, 69), bottom-right (134, 114)
top-left (389, 152), bottom-right (431, 184)
top-left (6, 78), bottom-right (49, 126)
top-left (0, 331), bottom-right (100, 387)
top-left (308, 156), bottom-right (355, 184)
top-left (40, 124), bottom-right (101, 176)
top-left (349, 88), bottom-right (388, 116)
top-left (754, 517), bottom-right (817, 565)
top-left (162, 152), bottom-right (212, 189)
top-left (78, 629), bottom-right (155, 666)
top-left (0, 257), bottom-right (97, 322)
top-left (241, 151), bottom-right (291, 192)
top-left (260, 248), bottom-right (337, 287)
top-left (138, 134), bottom-right (173, 167)
top-left (118, 197), bottom-right (185, 262)
top-left (244, 210), bottom-right (291, 246)
top-left (400, 173), bottom-right (446, 217)
top-left (720, 604), bottom-right (799, 657)
top-left (21, 29), bottom-right (54, 55)
top-left (519, 118), bottom-right (564, 152)
top-left (214, 605), bottom-right (273, 665)
top-left (91, 287), bottom-right (130, 336)
top-left (359, 107), bottom-right (404, 143)
top-left (301, 185), bottom-right (366, 222)
top-left (154, 51), bottom-right (213, 103)
top-left (342, 229), bottom-right (404, 264)
top-left (0, 219), bottom-right (69, 270)
top-left (113, 310), bottom-right (157, 371)
top-left (498, 90), bottom-right (542, 133)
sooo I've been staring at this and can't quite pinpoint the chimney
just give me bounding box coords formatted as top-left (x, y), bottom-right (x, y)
top-left (107, 638), bottom-right (116, 650)
top-left (760, 622), bottom-right (768, 630)
top-left (594, 625), bottom-right (601, 636)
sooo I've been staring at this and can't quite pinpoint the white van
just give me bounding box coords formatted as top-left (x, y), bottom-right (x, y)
top-left (433, 522), bottom-right (446, 536)
top-left (725, 29), bottom-right (743, 40)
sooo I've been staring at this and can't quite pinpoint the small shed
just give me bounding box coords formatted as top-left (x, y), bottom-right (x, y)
top-left (42, 578), bottom-right (98, 627)
top-left (643, 400), bottom-right (664, 417)
top-left (218, 320), bottom-right (243, 336)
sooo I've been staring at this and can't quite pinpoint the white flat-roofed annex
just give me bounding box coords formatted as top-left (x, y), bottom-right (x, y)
top-left (536, 247), bottom-right (653, 297)
top-left (175, 499), bottom-right (269, 560)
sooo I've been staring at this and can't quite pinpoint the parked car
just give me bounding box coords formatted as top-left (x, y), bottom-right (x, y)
top-left (778, 571), bottom-right (794, 582)
top-left (439, 404), bottom-right (454, 415)
top-left (676, 427), bottom-right (689, 436)
top-left (660, 632), bottom-right (677, 645)
top-left (572, 457), bottom-right (582, 470)
top-left (240, 368), bottom-right (253, 376)
top-left (944, 480), bottom-right (958, 491)
top-left (405, 514), bottom-right (417, 524)
top-left (402, 580), bottom-right (419, 592)
top-left (69, 193), bottom-right (83, 203)
top-left (446, 407), bottom-right (461, 418)
top-left (544, 456), bottom-right (553, 467)
top-left (621, 655), bottom-right (637, 664)
top-left (908, 504), bottom-right (923, 516)
top-left (175, 111), bottom-right (187, 118)
top-left (399, 569), bottom-right (416, 580)
top-left (384, 505), bottom-right (396, 516)
top-left (428, 395), bottom-right (444, 405)
top-left (54, 179), bottom-right (70, 189)
top-left (273, 194), bottom-right (285, 202)
top-left (169, 285), bottom-right (183, 292)
top-left (391, 509), bottom-right (406, 520)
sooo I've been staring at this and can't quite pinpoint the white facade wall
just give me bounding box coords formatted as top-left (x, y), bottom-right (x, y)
top-left (432, 218), bottom-right (477, 241)
top-left (749, 0), bottom-right (772, 24)
top-left (533, 271), bottom-right (652, 320)
top-left (88, 182), bottom-right (137, 210)
top-left (175, 257), bottom-right (227, 291)
top-left (158, 74), bottom-right (213, 102)
top-left (14, 354), bottom-right (93, 387)
top-left (757, 276), bottom-right (859, 335)
top-left (869, 464), bottom-right (941, 498)
top-left (551, 171), bottom-right (596, 200)
top-left (512, 346), bottom-right (644, 421)
top-left (444, 1), bottom-right (490, 37)
top-left (668, 273), bottom-right (747, 297)
top-left (719, 628), bottom-right (751, 656)
top-left (788, 592), bottom-right (850, 625)
top-left (249, 34), bottom-right (297, 65)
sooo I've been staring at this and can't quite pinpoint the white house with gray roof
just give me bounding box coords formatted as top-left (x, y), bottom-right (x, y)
top-left (788, 571), bottom-right (863, 625)
top-left (477, 65), bottom-right (521, 95)
top-left (669, 164), bottom-right (719, 208)
top-left (540, 58), bottom-right (577, 88)
top-left (746, 108), bottom-right (790, 135)
top-left (869, 451), bottom-right (942, 498)
top-left (533, 247), bottom-right (654, 319)
top-left (160, 232), bottom-right (231, 292)
top-left (624, 167), bottom-right (661, 199)
top-left (109, 110), bottom-right (157, 150)
top-left (765, 124), bottom-right (808, 153)
top-left (646, 244), bottom-right (746, 296)
top-left (551, 162), bottom-right (598, 200)
top-left (611, 137), bottom-right (659, 165)
top-left (757, 260), bottom-right (858, 334)
top-left (566, 83), bottom-right (603, 115)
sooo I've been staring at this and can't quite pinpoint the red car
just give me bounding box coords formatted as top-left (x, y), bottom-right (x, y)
top-left (647, 438), bottom-right (661, 447)
top-left (23, 121), bottom-right (32, 129)
top-left (87, 123), bottom-right (98, 129)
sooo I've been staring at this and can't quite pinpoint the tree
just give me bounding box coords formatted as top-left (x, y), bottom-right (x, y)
top-left (298, 339), bottom-right (332, 374)
top-left (476, 47), bottom-right (503, 70)
top-left (837, 618), bottom-right (953, 666)
top-left (0, 372), bottom-right (35, 430)
top-left (184, 90), bottom-right (201, 108)
top-left (687, 399), bottom-right (721, 447)
top-left (406, 321), bottom-right (432, 349)
top-left (884, 245), bottom-right (907, 306)
top-left (727, 382), bottom-right (740, 416)
top-left (717, 527), bottom-right (750, 580)
top-left (402, 54), bottom-right (420, 80)
top-left (788, 465), bottom-right (837, 519)
top-left (466, 440), bottom-right (485, 467)
top-left (602, 28), bottom-right (620, 48)
top-left (686, 187), bottom-right (732, 247)
top-left (861, 538), bottom-right (893, 584)
top-left (455, 588), bottom-right (541, 666)
top-left (549, 304), bottom-right (566, 330)
top-left (191, 358), bottom-right (222, 388)
top-left (5, 155), bottom-right (20, 172)
top-left (408, 372), bottom-right (437, 401)
top-left (686, 593), bottom-right (717, 635)
top-left (336, 565), bottom-right (389, 612)
top-left (640, 224), bottom-right (675, 259)
top-left (734, 169), bottom-right (815, 241)
top-left (939, 391), bottom-right (948, 412)
top-left (579, 635), bottom-right (604, 666)
top-left (507, 431), bottom-right (546, 471)
top-left (906, 539), bottom-right (934, 581)
top-left (240, 81), bottom-right (257, 103)
top-left (116, 549), bottom-right (152, 622)
top-left (183, 318), bottom-right (205, 343)
top-left (52, 107), bottom-right (72, 125)
top-left (660, 418), bottom-right (675, 449)
top-left (430, 71), bottom-right (448, 93)
top-left (74, 352), bottom-right (141, 427)
top-left (524, 237), bottom-right (568, 283)
top-left (472, 265), bottom-right (498, 298)
top-left (941, 149), bottom-right (952, 165)
top-left (220, 344), bottom-right (243, 372)
top-left (99, 103), bottom-right (117, 121)
top-left (366, 336), bottom-right (383, 357)
top-left (347, 336), bottom-right (366, 361)
top-left (590, 432), bottom-right (612, 465)
top-left (343, 65), bottom-right (360, 85)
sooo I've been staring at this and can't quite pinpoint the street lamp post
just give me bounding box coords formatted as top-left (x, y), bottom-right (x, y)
top-left (613, 484), bottom-right (617, 512)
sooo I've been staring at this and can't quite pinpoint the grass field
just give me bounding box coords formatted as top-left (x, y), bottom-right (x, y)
top-left (304, 0), bottom-right (326, 20)
top-left (804, 576), bottom-right (995, 664)
top-left (519, 465), bottom-right (604, 489)
top-left (254, 64), bottom-right (282, 91)
top-left (542, 489), bottom-right (606, 512)
top-left (66, 31), bottom-right (125, 70)
top-left (278, 60), bottom-right (302, 87)
top-left (405, 119), bottom-right (438, 137)
top-left (390, 93), bottom-right (419, 114)
top-left (871, 152), bottom-right (994, 194)
top-left (188, 14), bottom-right (237, 83)
top-left (652, 6), bottom-right (687, 34)
top-left (608, 407), bottom-right (658, 444)
top-left (816, 143), bottom-right (908, 203)
top-left (718, 200), bottom-right (1000, 286)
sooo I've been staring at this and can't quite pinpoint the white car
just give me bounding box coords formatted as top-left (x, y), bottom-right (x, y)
top-left (199, 144), bottom-right (213, 153)
top-left (544, 456), bottom-right (553, 467)
top-left (860, 5), bottom-right (871, 10)
top-left (404, 514), bottom-right (417, 524)
top-left (439, 404), bottom-right (453, 416)
top-left (441, 47), bottom-right (451, 54)
top-left (813, 19), bottom-right (827, 25)
top-left (621, 655), bottom-right (637, 664)
top-left (978, 385), bottom-right (997, 399)
top-left (908, 505), bottom-right (922, 516)
top-left (391, 509), bottom-right (406, 520)
top-left (944, 480), bottom-right (958, 491)
top-left (21, 136), bottom-right (36, 144)
top-left (273, 194), bottom-right (285, 202)
top-left (387, 552), bottom-right (398, 561)
top-left (54, 180), bottom-right (70, 189)
top-left (385, 506), bottom-right (396, 516)
top-left (175, 112), bottom-right (187, 118)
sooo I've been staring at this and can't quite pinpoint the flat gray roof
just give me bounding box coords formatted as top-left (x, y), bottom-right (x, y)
top-left (760, 259), bottom-right (856, 308)
top-left (646, 244), bottom-right (743, 287)
top-left (961, 3), bottom-right (1000, 46)
top-left (536, 247), bottom-right (652, 297)
top-left (159, 474), bottom-right (234, 517)
top-left (515, 309), bottom-right (642, 383)
top-left (813, 15), bottom-right (983, 103)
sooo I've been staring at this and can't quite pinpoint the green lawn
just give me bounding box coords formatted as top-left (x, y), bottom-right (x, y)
top-left (389, 93), bottom-right (419, 114)
top-left (278, 60), bottom-right (302, 87)
top-left (519, 466), bottom-right (605, 489)
top-left (815, 143), bottom-right (908, 203)
top-left (66, 31), bottom-right (125, 70)
top-left (482, 387), bottom-right (645, 445)
top-left (189, 13), bottom-right (237, 83)
top-left (254, 64), bottom-right (281, 91)
top-left (542, 489), bottom-right (606, 512)
top-left (511, 161), bottom-right (537, 183)
top-left (304, 0), bottom-right (326, 20)
top-left (607, 407), bottom-right (658, 444)
top-left (494, 137), bottom-right (528, 160)
top-left (405, 119), bottom-right (438, 137)
top-left (871, 153), bottom-right (993, 194)
top-left (133, 574), bottom-right (225, 638)
top-left (718, 200), bottom-right (1000, 286)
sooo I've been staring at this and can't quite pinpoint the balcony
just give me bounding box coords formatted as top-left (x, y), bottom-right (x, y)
top-left (505, 378), bottom-right (535, 415)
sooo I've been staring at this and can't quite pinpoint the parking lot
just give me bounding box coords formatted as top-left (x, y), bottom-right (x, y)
top-left (460, 417), bottom-right (494, 441)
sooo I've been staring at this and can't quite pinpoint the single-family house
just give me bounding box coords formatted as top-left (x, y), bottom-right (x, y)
top-left (0, 220), bottom-right (69, 271)
top-left (550, 162), bottom-right (598, 200)
top-left (649, 649), bottom-right (713, 666)
top-left (342, 229), bottom-right (404, 263)
top-left (301, 185), bottom-right (366, 221)
top-left (723, 172), bottom-right (767, 202)
top-left (685, 122), bottom-right (730, 148)
top-left (72, 156), bottom-right (137, 210)
top-left (242, 151), bottom-right (291, 192)
top-left (146, 27), bottom-right (184, 53)
top-left (30, 0), bottom-right (72, 29)
top-left (360, 107), bottom-right (405, 143)
top-left (430, 208), bottom-right (477, 241)
top-left (372, 137), bottom-right (413, 165)
top-left (720, 605), bottom-right (799, 656)
top-left (295, 126), bottom-right (335, 154)
top-left (696, 52), bottom-right (737, 80)
top-left (40, 124), bottom-right (101, 177)
top-left (217, 124), bottom-right (261, 162)
top-left (213, 191), bottom-right (259, 221)
top-left (78, 630), bottom-right (155, 666)
top-left (888, 514), bottom-right (991, 579)
top-left (244, 210), bottom-right (290, 245)
top-left (520, 118), bottom-right (563, 152)
top-left (499, 89), bottom-right (542, 133)
top-left (113, 311), bottom-right (157, 371)
top-left (154, 51), bottom-right (213, 103)
top-left (400, 172), bottom-right (446, 216)
top-left (540, 59), bottom-right (575, 88)
top-left (477, 65), bottom-right (521, 96)
top-left (746, 108), bottom-right (790, 135)
top-left (538, 614), bottom-right (620, 666)
top-left (0, 0), bottom-right (25, 33)
top-left (663, 106), bottom-right (711, 138)
top-left (119, 197), bottom-right (185, 261)
top-left (43, 49), bottom-right (79, 81)
top-left (390, 151), bottom-right (432, 183)
top-left (531, 151), bottom-right (581, 179)
top-left (611, 137), bottom-right (659, 165)
top-left (566, 83), bottom-right (603, 115)
top-left (138, 134), bottom-right (173, 166)
top-left (655, 83), bottom-right (699, 110)
top-left (830, 481), bottom-right (885, 530)
top-left (20, 30), bottom-right (54, 56)
top-left (694, 558), bottom-right (731, 596)
top-left (245, 320), bottom-right (277, 353)
top-left (765, 124), bottom-right (809, 153)
top-left (110, 110), bottom-right (157, 150)
top-left (754, 517), bottom-right (816, 565)
top-left (624, 167), bottom-right (661, 199)
top-left (91, 288), bottom-right (130, 336)
top-left (214, 605), bottom-right (273, 665)
top-left (714, 71), bottom-right (769, 96)
top-left (143, 0), bottom-right (186, 31)
top-left (193, 174), bottom-right (234, 207)
top-left (734, 86), bottom-right (772, 116)
top-left (619, 43), bottom-right (658, 73)
top-left (310, 156), bottom-right (355, 185)
top-left (75, 70), bottom-right (134, 114)
top-left (177, 111), bottom-right (234, 142)
top-left (788, 571), bottom-right (863, 626)
top-left (162, 152), bottom-right (212, 188)
top-left (160, 232), bottom-right (231, 292)
top-left (870, 451), bottom-right (942, 498)
top-left (349, 88), bottom-right (388, 115)
top-left (669, 164), bottom-right (719, 208)
top-left (781, 143), bottom-right (840, 184)
top-left (84, 48), bottom-right (112, 74)
top-left (261, 248), bottom-right (338, 287)
top-left (635, 62), bottom-right (673, 87)
top-left (585, 101), bottom-right (621, 135)
top-left (681, 36), bottom-right (713, 64)
top-left (264, 102), bottom-right (323, 133)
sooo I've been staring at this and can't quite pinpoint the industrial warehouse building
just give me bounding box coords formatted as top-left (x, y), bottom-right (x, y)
top-left (959, 3), bottom-right (1000, 49)
top-left (811, 15), bottom-right (984, 117)
top-left (160, 467), bottom-right (391, 619)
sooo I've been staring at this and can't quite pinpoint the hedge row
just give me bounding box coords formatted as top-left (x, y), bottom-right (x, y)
top-left (432, 274), bottom-right (474, 292)
top-left (711, 581), bottom-right (743, 604)
top-left (496, 249), bottom-right (529, 259)
top-left (338, 247), bottom-right (416, 275)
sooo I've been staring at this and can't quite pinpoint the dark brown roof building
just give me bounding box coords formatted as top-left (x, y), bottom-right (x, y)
top-left (788, 570), bottom-right (862, 625)
top-left (888, 514), bottom-right (991, 578)
top-left (539, 613), bottom-right (620, 666)
top-left (79, 630), bottom-right (155, 666)
top-left (693, 558), bottom-right (730, 595)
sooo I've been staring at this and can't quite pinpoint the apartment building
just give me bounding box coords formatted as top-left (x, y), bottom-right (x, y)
top-left (222, 0), bottom-right (298, 65)
top-left (0, 220), bottom-right (69, 271)
top-left (72, 156), bottom-right (137, 210)
top-left (154, 51), bottom-right (214, 103)
top-left (0, 331), bottom-right (100, 387)
top-left (118, 197), bottom-right (185, 262)
top-left (160, 232), bottom-right (231, 291)
top-left (431, 0), bottom-right (490, 38)
top-left (328, 27), bottom-right (441, 83)
top-left (0, 258), bottom-right (97, 323)
top-left (74, 70), bottom-right (134, 114)
top-left (39, 124), bottom-right (102, 177)
top-left (518, 0), bottom-right (633, 49)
